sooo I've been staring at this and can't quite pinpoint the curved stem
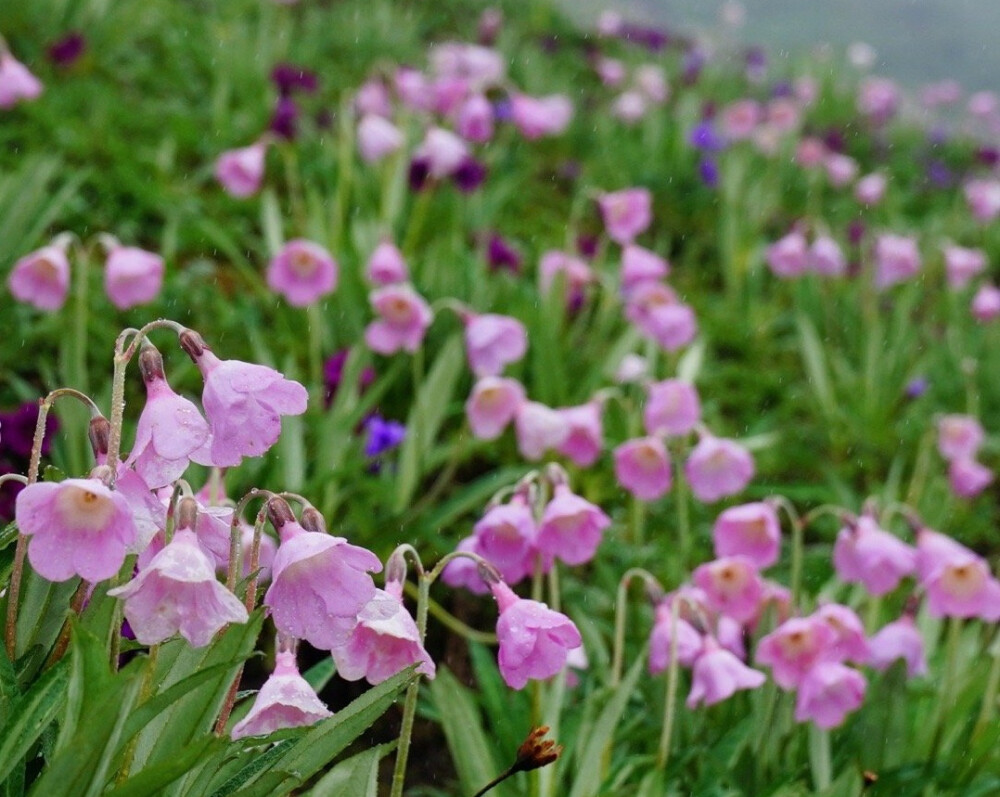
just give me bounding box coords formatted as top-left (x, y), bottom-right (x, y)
top-left (390, 543), bottom-right (427, 580)
top-left (769, 495), bottom-right (805, 608)
top-left (611, 567), bottom-right (663, 687)
top-left (402, 582), bottom-right (497, 644)
top-left (655, 599), bottom-right (680, 770)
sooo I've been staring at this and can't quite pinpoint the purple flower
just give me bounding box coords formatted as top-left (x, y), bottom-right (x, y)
top-left (47, 32), bottom-right (86, 68)
top-left (689, 121), bottom-right (725, 152)
top-left (925, 160), bottom-right (954, 189)
top-left (905, 377), bottom-right (929, 399)
top-left (363, 415), bottom-right (406, 457)
top-left (408, 158), bottom-right (431, 192)
top-left (699, 157), bottom-right (719, 187)
top-left (453, 157), bottom-right (488, 193)
top-left (270, 63), bottom-right (318, 96)
top-left (0, 402), bottom-right (58, 460)
top-left (269, 97), bottom-right (299, 140)
top-left (487, 234), bottom-right (522, 273)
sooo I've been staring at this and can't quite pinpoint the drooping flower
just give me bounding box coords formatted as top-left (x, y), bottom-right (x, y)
top-left (487, 233), bottom-right (522, 273)
top-left (466, 377), bottom-right (525, 440)
top-left (357, 114), bottom-right (405, 163)
top-left (179, 330), bottom-right (308, 467)
top-left (104, 246), bottom-right (165, 309)
top-left (463, 312), bottom-right (528, 377)
top-left (937, 414), bottom-right (985, 461)
top-left (719, 99), bottom-right (762, 141)
top-left (756, 616), bottom-right (837, 690)
top-left (948, 458), bottom-right (994, 498)
top-left (0, 51), bottom-right (43, 109)
top-left (857, 76), bottom-right (899, 123)
top-left (509, 93), bottom-right (573, 139)
top-left (364, 285), bottom-right (434, 354)
top-left (814, 603), bottom-right (869, 664)
top-left (712, 502), bottom-right (781, 569)
top-left (808, 236), bottom-right (847, 277)
top-left (873, 233), bottom-right (921, 290)
top-left (620, 245), bottom-right (669, 294)
top-left (214, 140), bottom-right (268, 198)
top-left (963, 178), bottom-right (1000, 223)
top-left (855, 172), bottom-right (887, 205)
top-left (794, 663), bottom-right (866, 729)
top-left (765, 231), bottom-right (808, 279)
top-left (365, 240), bottom-right (409, 285)
top-left (414, 127), bottom-right (468, 178)
top-left (684, 436), bottom-right (755, 502)
top-left (832, 516), bottom-right (917, 596)
top-left (109, 528), bottom-right (247, 646)
top-left (686, 636), bottom-right (766, 708)
top-left (624, 282), bottom-right (698, 352)
top-left (942, 244), bottom-right (986, 290)
top-left (440, 537), bottom-right (490, 595)
top-left (555, 402), bottom-right (604, 467)
top-left (457, 94), bottom-right (494, 142)
top-left (825, 153), bottom-right (859, 187)
top-left (473, 495), bottom-right (538, 584)
top-left (644, 379), bottom-right (700, 436)
top-left (8, 244), bottom-right (71, 311)
top-left (15, 477), bottom-right (138, 582)
top-left (692, 556), bottom-right (764, 623)
top-left (539, 250), bottom-right (593, 309)
top-left (515, 401), bottom-right (569, 461)
top-left (535, 484), bottom-right (611, 567)
top-left (270, 62), bottom-right (318, 96)
top-left (613, 437), bottom-right (671, 501)
top-left (598, 188), bottom-right (652, 244)
top-left (267, 239), bottom-right (338, 307)
top-left (47, 33), bottom-right (86, 68)
top-left (648, 602), bottom-right (703, 673)
top-left (972, 284), bottom-right (1000, 322)
top-left (230, 651), bottom-right (332, 739)
top-left (491, 580), bottom-right (582, 690)
top-left (868, 616), bottom-right (927, 678)
top-left (923, 551), bottom-right (1000, 621)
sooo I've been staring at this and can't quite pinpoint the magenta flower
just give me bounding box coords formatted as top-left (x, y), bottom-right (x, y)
top-left (214, 140), bottom-right (268, 198)
top-left (109, 529), bottom-right (247, 646)
top-left (855, 173), bottom-right (887, 205)
top-left (712, 502), bottom-right (781, 569)
top-left (624, 282), bottom-right (698, 352)
top-left (915, 528), bottom-right (974, 581)
top-left (685, 436), bottom-right (754, 502)
top-left (331, 583), bottom-right (435, 684)
top-left (104, 246), bottom-right (165, 310)
top-left (686, 636), bottom-right (766, 708)
top-left (364, 284), bottom-right (433, 354)
top-left (808, 236), bottom-right (847, 277)
top-left (948, 458), bottom-right (994, 498)
top-left (868, 616), bottom-right (927, 678)
top-left (614, 436), bottom-right (671, 500)
top-left (0, 51), bottom-right (43, 108)
top-left (692, 556), bottom-right (764, 624)
top-left (972, 284), bottom-right (1000, 322)
top-left (598, 188), bottom-right (652, 244)
top-left (231, 651), bottom-right (332, 739)
top-left (644, 379), bottom-right (700, 436)
top-left (15, 477), bottom-right (138, 582)
top-left (555, 402), bottom-right (604, 467)
top-left (180, 330), bottom-right (308, 467)
top-left (415, 127), bottom-right (468, 178)
top-left (648, 602), bottom-right (703, 673)
top-left (942, 244), bottom-right (986, 290)
top-left (765, 231), bottom-right (808, 279)
top-left (824, 153), bottom-right (859, 187)
top-left (535, 484), bottom-right (611, 567)
top-left (267, 239), bottom-right (338, 307)
top-left (832, 516), bottom-right (917, 596)
top-left (440, 537), bottom-right (490, 595)
top-left (814, 604), bottom-right (869, 664)
top-left (923, 552), bottom-right (1000, 621)
top-left (873, 233), bottom-right (921, 290)
top-left (621, 245), bottom-right (669, 293)
top-left (937, 414), bottom-right (984, 461)
top-left (514, 401), bottom-right (569, 461)
top-left (964, 178), bottom-right (1000, 222)
top-left (8, 244), bottom-right (71, 311)
top-left (264, 520), bottom-right (381, 650)
top-left (473, 496), bottom-right (537, 585)
top-left (720, 99), bottom-right (762, 141)
top-left (357, 114), bottom-right (404, 163)
top-left (794, 663), bottom-right (866, 729)
top-left (509, 93), bottom-right (573, 139)
top-left (491, 581), bottom-right (582, 690)
top-left (463, 312), bottom-right (528, 377)
top-left (365, 240), bottom-right (408, 285)
top-left (539, 250), bottom-right (593, 309)
top-left (756, 616), bottom-right (837, 690)
top-left (356, 78), bottom-right (392, 117)
top-left (457, 94), bottom-right (494, 142)
top-left (466, 377), bottom-right (525, 440)
top-left (857, 76), bottom-right (899, 123)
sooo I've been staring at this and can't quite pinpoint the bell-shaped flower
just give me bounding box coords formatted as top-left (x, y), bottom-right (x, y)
top-left (832, 516), bottom-right (917, 596)
top-left (535, 484), bottom-right (611, 567)
top-left (15, 477), bottom-right (137, 582)
top-left (509, 93), bottom-right (573, 139)
top-left (692, 556), bottom-right (764, 624)
top-left (794, 662), bottom-right (866, 729)
top-left (180, 330), bottom-right (308, 467)
top-left (466, 377), bottom-right (525, 440)
top-left (463, 312), bottom-right (527, 377)
top-left (942, 244), bottom-right (986, 290)
top-left (814, 603), bottom-right (869, 664)
top-left (331, 582), bottom-right (435, 684)
top-left (686, 636), bottom-right (766, 708)
top-left (365, 240), bottom-right (409, 285)
top-left (624, 282), bottom-right (697, 352)
top-left (621, 245), bottom-right (669, 294)
top-left (972, 284), bottom-right (1000, 322)
top-left (855, 173), bottom-right (887, 206)
top-left (937, 414), bottom-right (984, 461)
top-left (364, 284), bottom-right (433, 354)
top-left (808, 236), bottom-right (847, 277)
top-left (915, 528), bottom-right (973, 581)
top-left (539, 250), bottom-right (593, 309)
top-left (415, 127), bottom-right (468, 178)
top-left (868, 616), bottom-right (927, 678)
top-left (648, 602), bottom-right (703, 673)
top-left (214, 140), bottom-right (268, 198)
top-left (515, 401), bottom-right (569, 461)
top-left (923, 551), bottom-right (1000, 621)
top-left (613, 436), bottom-right (671, 501)
top-left (555, 402), bottom-right (604, 467)
top-left (756, 616), bottom-right (837, 690)
top-left (138, 501), bottom-right (233, 572)
top-left (598, 188), bottom-right (652, 245)
top-left (684, 435), bottom-right (755, 502)
top-left (948, 457), bottom-right (994, 498)
top-left (765, 231), bottom-right (808, 279)
top-left (108, 529), bottom-right (247, 646)
top-left (964, 178), bottom-right (1000, 223)
top-left (230, 651), bottom-right (332, 739)
top-left (8, 244), bottom-right (71, 311)
top-left (357, 114), bottom-right (404, 163)
top-left (720, 98), bottom-right (762, 140)
top-left (491, 580), bottom-right (582, 689)
top-left (104, 246), bottom-right (165, 310)
top-left (873, 233), bottom-right (921, 291)
top-left (473, 495), bottom-right (537, 585)
top-left (0, 51), bottom-right (43, 108)
top-left (644, 379), bottom-right (700, 436)
top-left (266, 239), bottom-right (338, 307)
top-left (712, 502), bottom-right (781, 569)
top-left (457, 94), bottom-right (494, 142)
top-left (613, 90), bottom-right (649, 125)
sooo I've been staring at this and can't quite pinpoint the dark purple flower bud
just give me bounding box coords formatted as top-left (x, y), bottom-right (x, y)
top-left (408, 158), bottom-right (431, 192)
top-left (620, 24), bottom-right (669, 52)
top-left (47, 32), bottom-right (86, 67)
top-left (848, 221), bottom-right (866, 246)
top-left (690, 121), bottom-right (725, 152)
top-left (822, 128), bottom-right (845, 153)
top-left (487, 234), bottom-right (522, 274)
top-left (699, 157), bottom-right (719, 188)
top-left (925, 160), bottom-right (954, 188)
top-left (478, 8), bottom-right (503, 45)
top-left (577, 234), bottom-right (599, 259)
top-left (976, 146), bottom-right (999, 167)
top-left (905, 377), bottom-right (929, 399)
top-left (0, 460), bottom-right (22, 522)
top-left (453, 157), bottom-right (488, 193)
top-left (363, 415), bottom-right (406, 457)
top-left (683, 48), bottom-right (707, 85)
top-left (771, 81), bottom-right (794, 98)
top-left (270, 63), bottom-right (319, 97)
top-left (269, 97), bottom-right (299, 140)
top-left (493, 98), bottom-right (513, 122)
top-left (0, 402), bottom-right (58, 459)
top-left (323, 349), bottom-right (375, 407)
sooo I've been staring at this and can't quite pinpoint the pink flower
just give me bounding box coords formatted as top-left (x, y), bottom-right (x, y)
top-left (874, 234), bottom-right (921, 290)
top-left (972, 284), bottom-right (1000, 322)
top-left (8, 244), bottom-right (71, 311)
top-left (915, 528), bottom-right (974, 581)
top-left (457, 94), bottom-right (494, 143)
top-left (808, 236), bottom-right (847, 277)
top-left (515, 401), bottom-right (569, 461)
top-left (832, 516), bottom-right (917, 596)
top-left (635, 65), bottom-right (669, 103)
top-left (949, 458), bottom-right (994, 498)
top-left (598, 188), bottom-right (653, 244)
top-left (624, 282), bottom-right (698, 352)
top-left (364, 284), bottom-right (433, 354)
top-left (757, 616), bottom-right (837, 690)
top-left (357, 114), bottom-right (404, 163)
top-left (15, 477), bottom-right (138, 582)
top-left (613, 437), bottom-right (672, 501)
top-left (466, 377), bottom-right (525, 440)
top-left (795, 663), bottom-right (866, 728)
top-left (621, 245), bottom-right (669, 293)
top-left (267, 239), bottom-right (338, 307)
top-left (643, 379), bottom-right (700, 436)
top-left (394, 67), bottom-right (433, 111)
top-left (180, 330), bottom-right (308, 467)
top-left (942, 244), bottom-right (986, 290)
top-left (474, 496), bottom-right (537, 584)
top-left (509, 93), bottom-right (573, 139)
top-left (440, 537), bottom-right (490, 595)
top-left (868, 616), bottom-right (927, 678)
top-left (712, 502), bottom-right (781, 569)
top-left (824, 153), bottom-right (859, 187)
top-left (230, 651), bottom-right (332, 739)
top-left (125, 347), bottom-right (211, 489)
top-left (355, 79), bottom-right (392, 117)
top-left (814, 604), bottom-right (869, 663)
top-left (137, 502), bottom-right (233, 572)
top-left (720, 99), bottom-right (762, 141)
top-left (429, 76), bottom-right (469, 116)
top-left (765, 231), bottom-right (809, 279)
top-left (796, 137), bottom-right (827, 168)
top-left (428, 43), bottom-right (505, 90)
top-left (692, 556), bottom-right (764, 624)
top-left (964, 179), bottom-right (1000, 223)
top-left (649, 603), bottom-right (703, 673)
top-left (684, 436), bottom-right (755, 502)
top-left (855, 173), bottom-right (887, 205)
top-left (555, 402), bottom-right (604, 467)
top-left (595, 57), bottom-right (626, 87)
top-left (104, 246), bottom-right (164, 309)
top-left (968, 90), bottom-right (998, 118)
top-left (937, 414), bottom-right (985, 461)
top-left (108, 529), bottom-right (247, 646)
top-left (365, 240), bottom-right (408, 285)
top-left (611, 91), bottom-right (647, 125)
top-left (539, 250), bottom-right (593, 308)
top-left (766, 98), bottom-right (800, 133)
top-left (415, 126), bottom-right (468, 178)
top-left (214, 140), bottom-right (268, 198)
top-left (491, 581), bottom-right (582, 689)
top-left (0, 51), bottom-right (43, 108)
top-left (536, 484), bottom-right (611, 566)
top-left (857, 76), bottom-right (899, 123)
top-left (331, 583), bottom-right (435, 684)
top-left (264, 520), bottom-right (381, 650)
top-left (463, 312), bottom-right (527, 377)
top-left (686, 637), bottom-right (766, 708)
top-left (237, 522), bottom-right (277, 582)
top-left (923, 551), bottom-right (1000, 621)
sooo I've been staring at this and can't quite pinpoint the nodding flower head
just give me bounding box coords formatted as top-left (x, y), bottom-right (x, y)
top-left (230, 650), bottom-right (332, 739)
top-left (266, 239), bottom-right (338, 307)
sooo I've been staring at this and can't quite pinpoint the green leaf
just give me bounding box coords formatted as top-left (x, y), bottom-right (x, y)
top-left (302, 657), bottom-right (336, 693)
top-left (796, 314), bottom-right (838, 421)
top-left (306, 744), bottom-right (393, 797)
top-left (0, 658), bottom-right (69, 785)
top-left (103, 738), bottom-right (224, 797)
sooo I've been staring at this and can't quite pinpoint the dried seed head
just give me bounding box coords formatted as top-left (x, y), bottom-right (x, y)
top-left (512, 726), bottom-right (562, 773)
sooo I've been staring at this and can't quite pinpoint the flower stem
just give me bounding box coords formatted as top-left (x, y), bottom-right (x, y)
top-left (611, 568), bottom-right (661, 687)
top-left (655, 599), bottom-right (681, 771)
top-left (973, 629), bottom-right (1000, 739)
top-left (807, 724), bottom-right (832, 791)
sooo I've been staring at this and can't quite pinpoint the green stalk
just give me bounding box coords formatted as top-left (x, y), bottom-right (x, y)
top-left (808, 725), bottom-right (832, 791)
top-left (655, 600), bottom-right (681, 771)
top-left (973, 630), bottom-right (1000, 739)
top-left (927, 617), bottom-right (963, 762)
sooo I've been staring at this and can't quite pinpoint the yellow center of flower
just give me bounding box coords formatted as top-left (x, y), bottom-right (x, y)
top-left (55, 485), bottom-right (115, 531)
top-left (711, 562), bottom-right (747, 595)
top-left (941, 563), bottom-right (985, 598)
